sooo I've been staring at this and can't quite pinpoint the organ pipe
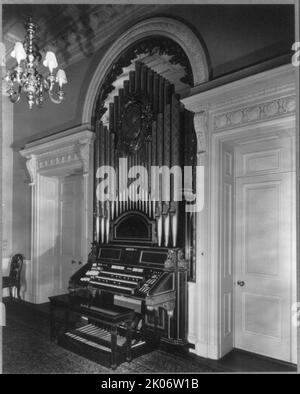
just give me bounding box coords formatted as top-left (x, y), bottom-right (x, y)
top-left (94, 61), bottom-right (190, 250)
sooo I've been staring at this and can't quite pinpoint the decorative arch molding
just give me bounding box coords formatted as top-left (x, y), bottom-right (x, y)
top-left (82, 17), bottom-right (209, 124)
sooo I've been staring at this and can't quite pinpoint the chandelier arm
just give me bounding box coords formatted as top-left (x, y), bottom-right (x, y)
top-left (9, 85), bottom-right (21, 104)
top-left (48, 88), bottom-right (64, 104)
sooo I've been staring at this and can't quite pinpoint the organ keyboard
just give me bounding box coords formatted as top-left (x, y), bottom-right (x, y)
top-left (69, 244), bottom-right (183, 318)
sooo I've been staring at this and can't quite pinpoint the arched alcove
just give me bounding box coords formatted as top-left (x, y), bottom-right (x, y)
top-left (82, 17), bottom-right (209, 124)
top-left (82, 16), bottom-right (208, 354)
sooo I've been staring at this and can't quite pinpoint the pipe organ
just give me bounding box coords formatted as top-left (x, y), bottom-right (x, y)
top-left (94, 62), bottom-right (190, 248)
top-left (66, 61), bottom-right (197, 366)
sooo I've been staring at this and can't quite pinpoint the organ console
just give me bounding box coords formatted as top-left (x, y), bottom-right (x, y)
top-left (69, 242), bottom-right (188, 341)
top-left (52, 61), bottom-right (196, 368)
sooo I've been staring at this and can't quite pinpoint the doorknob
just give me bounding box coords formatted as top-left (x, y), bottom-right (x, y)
top-left (237, 280), bottom-right (245, 287)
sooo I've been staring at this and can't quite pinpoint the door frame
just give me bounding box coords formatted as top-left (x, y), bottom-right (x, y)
top-left (20, 127), bottom-right (95, 303)
top-left (211, 116), bottom-right (297, 362)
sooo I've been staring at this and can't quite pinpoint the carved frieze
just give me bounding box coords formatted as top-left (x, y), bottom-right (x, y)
top-left (38, 151), bottom-right (79, 169)
top-left (214, 95), bottom-right (296, 130)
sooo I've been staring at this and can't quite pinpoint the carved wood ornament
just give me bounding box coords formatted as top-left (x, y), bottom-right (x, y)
top-left (116, 92), bottom-right (153, 159)
top-left (94, 36), bottom-right (193, 121)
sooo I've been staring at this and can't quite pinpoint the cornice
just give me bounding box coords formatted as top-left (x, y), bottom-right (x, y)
top-left (182, 64), bottom-right (296, 114)
top-left (20, 124), bottom-right (94, 158)
top-left (20, 124), bottom-right (95, 184)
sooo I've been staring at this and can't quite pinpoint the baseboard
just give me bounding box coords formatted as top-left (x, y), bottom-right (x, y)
top-left (190, 341), bottom-right (208, 358)
top-left (189, 341), bottom-right (221, 360)
top-left (232, 348), bottom-right (298, 370)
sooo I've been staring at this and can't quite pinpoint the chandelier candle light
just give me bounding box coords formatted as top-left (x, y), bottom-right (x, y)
top-left (3, 17), bottom-right (67, 109)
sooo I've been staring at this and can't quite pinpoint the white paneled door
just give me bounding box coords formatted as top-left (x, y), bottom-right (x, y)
top-left (38, 176), bottom-right (58, 301)
top-left (234, 172), bottom-right (295, 362)
top-left (56, 175), bottom-right (83, 294)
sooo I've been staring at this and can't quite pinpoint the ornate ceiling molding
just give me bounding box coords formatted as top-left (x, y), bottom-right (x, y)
top-left (4, 4), bottom-right (166, 69)
top-left (82, 17), bottom-right (209, 124)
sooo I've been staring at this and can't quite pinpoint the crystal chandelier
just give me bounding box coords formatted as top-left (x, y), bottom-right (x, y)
top-left (3, 17), bottom-right (67, 109)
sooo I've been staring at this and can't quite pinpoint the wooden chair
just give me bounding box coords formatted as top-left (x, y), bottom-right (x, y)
top-left (2, 254), bottom-right (24, 300)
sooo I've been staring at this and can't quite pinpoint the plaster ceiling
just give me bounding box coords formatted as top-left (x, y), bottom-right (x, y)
top-left (3, 4), bottom-right (191, 95)
top-left (4, 4), bottom-right (293, 97)
top-left (3, 4), bottom-right (163, 64)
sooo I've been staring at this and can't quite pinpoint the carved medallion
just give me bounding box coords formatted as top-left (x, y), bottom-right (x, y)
top-left (116, 93), bottom-right (153, 157)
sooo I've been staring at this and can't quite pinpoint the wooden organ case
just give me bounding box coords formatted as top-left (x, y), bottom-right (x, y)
top-left (66, 62), bottom-right (197, 366)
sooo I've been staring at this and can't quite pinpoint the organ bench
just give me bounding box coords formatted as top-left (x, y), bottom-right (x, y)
top-left (49, 294), bottom-right (136, 369)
